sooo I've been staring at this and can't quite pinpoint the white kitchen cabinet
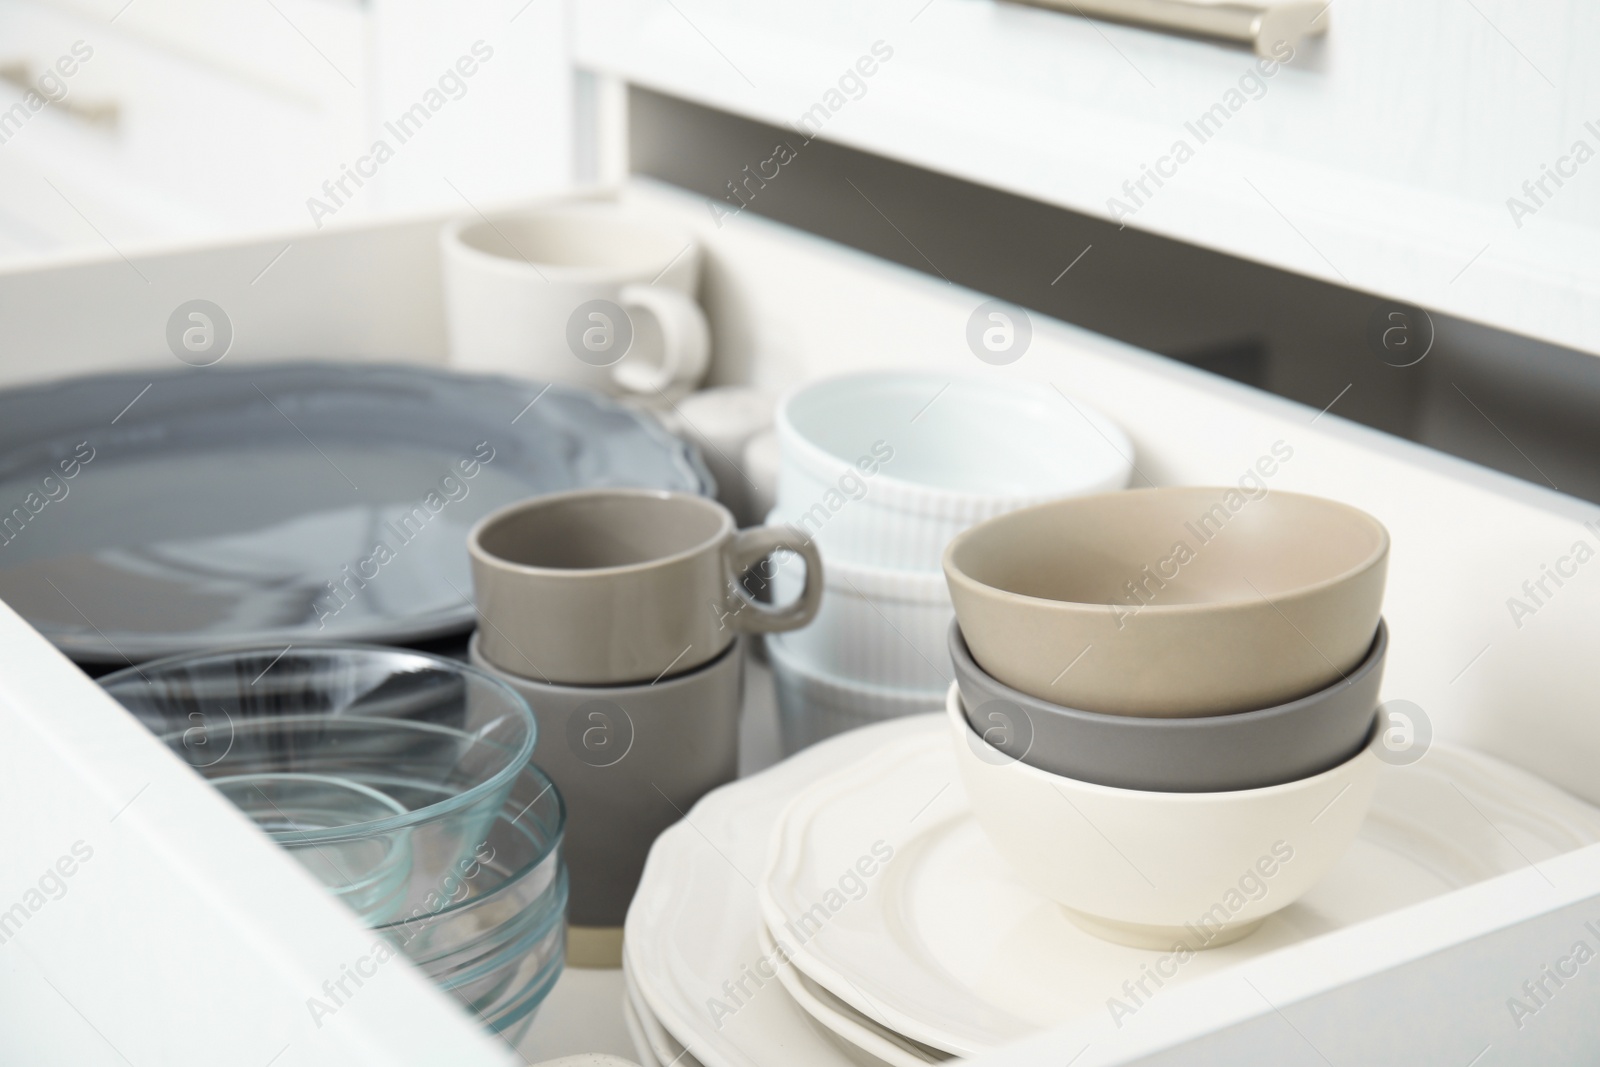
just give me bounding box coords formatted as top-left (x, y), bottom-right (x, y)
top-left (574, 0), bottom-right (1600, 357)
top-left (0, 0), bottom-right (570, 262)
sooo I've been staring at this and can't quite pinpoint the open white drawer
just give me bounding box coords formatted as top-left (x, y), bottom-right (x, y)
top-left (2, 178), bottom-right (1598, 1063)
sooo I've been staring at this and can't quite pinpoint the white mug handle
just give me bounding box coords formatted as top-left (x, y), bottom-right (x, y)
top-left (613, 283), bottom-right (710, 396)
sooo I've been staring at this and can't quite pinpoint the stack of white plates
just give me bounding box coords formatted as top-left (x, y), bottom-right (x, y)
top-left (622, 714), bottom-right (1600, 1065)
top-left (764, 372), bottom-right (1134, 755)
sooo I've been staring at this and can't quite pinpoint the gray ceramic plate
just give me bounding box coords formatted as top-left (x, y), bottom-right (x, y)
top-left (0, 363), bottom-right (712, 663)
top-left (953, 618), bottom-right (1385, 792)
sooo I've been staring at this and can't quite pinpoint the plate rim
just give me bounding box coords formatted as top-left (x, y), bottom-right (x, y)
top-left (756, 918), bottom-right (945, 1067)
top-left (623, 716), bottom-right (941, 1067)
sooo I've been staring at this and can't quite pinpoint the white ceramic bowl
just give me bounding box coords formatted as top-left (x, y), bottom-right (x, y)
top-left (742, 429), bottom-right (780, 528)
top-left (947, 683), bottom-right (1380, 949)
top-left (767, 511), bottom-right (953, 689)
top-left (775, 373), bottom-right (1133, 569)
top-left (769, 636), bottom-right (944, 756)
top-left (664, 386), bottom-right (776, 526)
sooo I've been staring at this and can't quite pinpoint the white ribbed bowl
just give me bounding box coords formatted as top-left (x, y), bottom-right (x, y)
top-left (775, 373), bottom-right (1133, 569)
top-left (768, 519), bottom-right (953, 689)
top-left (768, 636), bottom-right (944, 756)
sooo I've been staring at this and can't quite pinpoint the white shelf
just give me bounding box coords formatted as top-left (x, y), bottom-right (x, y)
top-left (575, 0), bottom-right (1600, 356)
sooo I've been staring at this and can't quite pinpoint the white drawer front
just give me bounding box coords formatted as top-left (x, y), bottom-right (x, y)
top-left (0, 0), bottom-right (366, 248)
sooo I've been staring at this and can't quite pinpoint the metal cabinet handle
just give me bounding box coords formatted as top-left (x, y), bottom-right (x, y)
top-left (1010, 0), bottom-right (1329, 56)
top-left (0, 61), bottom-right (120, 131)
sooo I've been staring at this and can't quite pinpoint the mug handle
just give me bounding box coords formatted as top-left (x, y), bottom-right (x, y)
top-left (612, 283), bottom-right (711, 396)
top-left (720, 523), bottom-right (824, 634)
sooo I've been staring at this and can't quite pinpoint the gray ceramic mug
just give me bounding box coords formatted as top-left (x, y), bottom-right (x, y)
top-left (468, 488), bottom-right (823, 685)
top-left (470, 632), bottom-right (743, 967)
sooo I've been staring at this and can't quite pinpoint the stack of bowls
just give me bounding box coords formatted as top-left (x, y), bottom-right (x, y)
top-left (943, 486), bottom-right (1392, 948)
top-left (764, 371), bottom-right (1133, 754)
top-left (101, 646), bottom-right (566, 1043)
top-left (374, 761), bottom-right (566, 1044)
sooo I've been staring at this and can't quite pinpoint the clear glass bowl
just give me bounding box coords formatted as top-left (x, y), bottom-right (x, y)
top-left (101, 645), bottom-right (537, 924)
top-left (376, 760), bottom-right (568, 1043)
top-left (211, 771), bottom-right (414, 922)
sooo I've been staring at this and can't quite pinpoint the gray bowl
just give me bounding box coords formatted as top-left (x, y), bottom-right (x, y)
top-left (952, 618), bottom-right (1386, 792)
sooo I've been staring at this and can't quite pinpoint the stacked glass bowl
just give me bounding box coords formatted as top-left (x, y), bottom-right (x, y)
top-left (101, 645), bottom-right (566, 1044)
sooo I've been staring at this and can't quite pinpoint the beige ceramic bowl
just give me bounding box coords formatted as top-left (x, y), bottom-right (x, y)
top-left (942, 487), bottom-right (1388, 716)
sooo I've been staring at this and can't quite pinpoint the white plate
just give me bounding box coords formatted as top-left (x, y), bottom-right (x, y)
top-left (758, 724), bottom-right (1600, 1056)
top-left (622, 962), bottom-right (701, 1067)
top-left (756, 921), bottom-right (950, 1067)
top-left (625, 717), bottom-right (926, 1067)
top-left (622, 993), bottom-right (659, 1067)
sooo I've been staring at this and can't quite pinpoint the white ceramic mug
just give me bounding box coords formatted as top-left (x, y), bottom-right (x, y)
top-left (441, 202), bottom-right (711, 398)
